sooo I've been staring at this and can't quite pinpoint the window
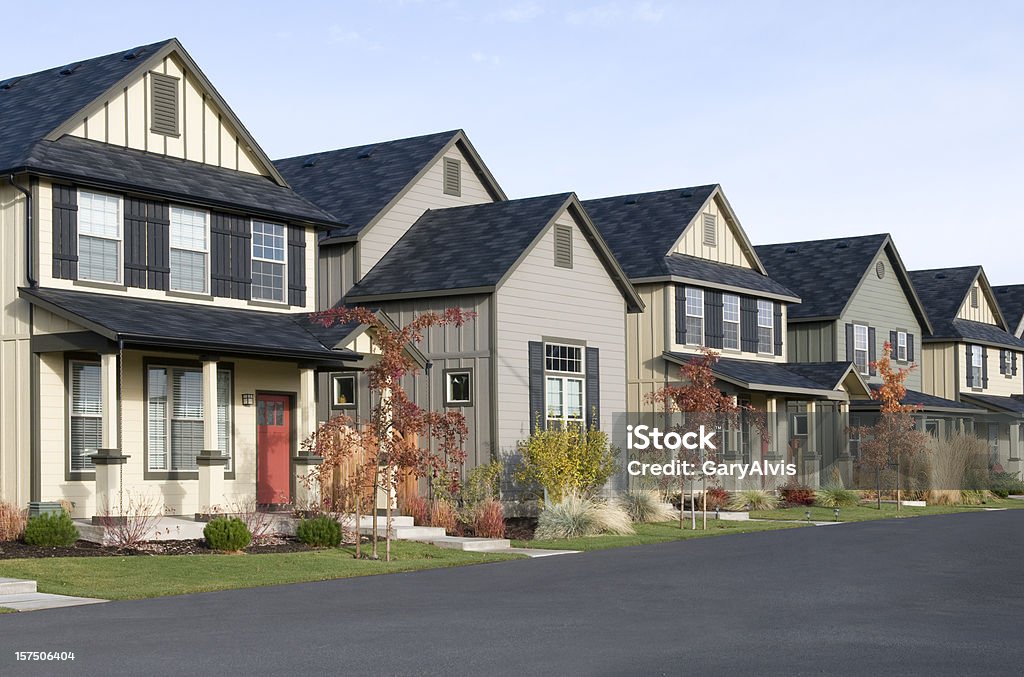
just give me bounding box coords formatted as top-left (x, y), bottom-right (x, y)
top-left (554, 225), bottom-right (573, 269)
top-left (445, 370), bottom-right (472, 406)
top-left (757, 300), bottom-right (774, 354)
top-left (848, 415), bottom-right (861, 459)
top-left (853, 324), bottom-right (869, 374)
top-left (147, 366), bottom-right (232, 472)
top-left (331, 374), bottom-right (356, 408)
top-left (77, 191), bottom-right (122, 283)
top-left (170, 206), bottom-right (209, 293)
top-left (443, 157), bottom-right (461, 196)
top-left (251, 221), bottom-right (287, 302)
top-left (1000, 349), bottom-right (1016, 378)
top-left (702, 213), bottom-right (717, 246)
top-left (69, 360), bottom-right (102, 472)
top-left (149, 71), bottom-right (179, 136)
top-left (545, 344), bottom-right (584, 426)
top-left (971, 345), bottom-right (983, 387)
top-left (897, 331), bottom-right (908, 362)
top-left (684, 287), bottom-right (704, 347)
top-left (722, 294), bottom-right (740, 350)
top-left (970, 286), bottom-right (979, 308)
top-left (924, 419), bottom-right (939, 438)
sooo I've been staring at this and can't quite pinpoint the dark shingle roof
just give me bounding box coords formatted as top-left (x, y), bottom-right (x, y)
top-left (960, 393), bottom-right (1024, 415)
top-left (275, 131), bottom-right (461, 238)
top-left (783, 362), bottom-right (858, 390)
top-left (347, 194), bottom-right (572, 299)
top-left (851, 388), bottom-right (983, 413)
top-left (665, 354), bottom-right (856, 394)
top-left (21, 287), bottom-right (360, 363)
top-left (755, 234), bottom-right (890, 320)
top-left (663, 253), bottom-right (798, 300)
top-left (994, 284), bottom-right (1024, 337)
top-left (908, 267), bottom-right (1024, 348)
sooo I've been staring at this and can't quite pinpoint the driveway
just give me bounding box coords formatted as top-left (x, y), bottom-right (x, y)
top-left (2, 510), bottom-right (1023, 676)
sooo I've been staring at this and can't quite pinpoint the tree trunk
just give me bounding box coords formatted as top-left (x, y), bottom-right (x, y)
top-left (354, 484), bottom-right (362, 559)
top-left (385, 469), bottom-right (393, 562)
top-left (370, 469), bottom-right (380, 560)
top-left (876, 468), bottom-right (881, 510)
top-left (690, 484), bottom-right (696, 530)
top-left (678, 476), bottom-right (685, 530)
top-left (896, 456), bottom-right (901, 512)
top-left (702, 476), bottom-right (707, 530)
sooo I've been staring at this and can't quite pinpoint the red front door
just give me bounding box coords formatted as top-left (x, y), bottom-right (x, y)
top-left (257, 394), bottom-right (291, 505)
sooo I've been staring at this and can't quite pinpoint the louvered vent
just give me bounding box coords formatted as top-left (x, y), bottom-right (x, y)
top-left (876, 261), bottom-right (886, 279)
top-left (554, 225), bottom-right (573, 269)
top-left (971, 286), bottom-right (979, 308)
top-left (150, 72), bottom-right (179, 136)
top-left (443, 157), bottom-right (461, 196)
top-left (702, 213), bottom-right (717, 246)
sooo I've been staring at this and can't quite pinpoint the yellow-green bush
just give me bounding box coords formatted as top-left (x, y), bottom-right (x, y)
top-left (515, 422), bottom-right (618, 502)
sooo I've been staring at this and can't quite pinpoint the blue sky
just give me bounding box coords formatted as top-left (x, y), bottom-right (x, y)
top-left (4, 1), bottom-right (1023, 282)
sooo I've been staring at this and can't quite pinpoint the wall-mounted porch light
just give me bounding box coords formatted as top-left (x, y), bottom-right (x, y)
top-left (242, 393), bottom-right (255, 406)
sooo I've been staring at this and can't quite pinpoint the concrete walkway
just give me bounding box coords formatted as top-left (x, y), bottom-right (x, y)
top-left (0, 578), bottom-right (106, 613)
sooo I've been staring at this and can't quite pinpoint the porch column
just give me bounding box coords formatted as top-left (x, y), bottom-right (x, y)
top-left (196, 358), bottom-right (226, 519)
top-left (1009, 422), bottom-right (1022, 476)
top-left (721, 396), bottom-right (741, 491)
top-left (803, 401), bottom-right (821, 488)
top-left (294, 367), bottom-right (322, 510)
top-left (763, 397), bottom-right (783, 490)
top-left (92, 350), bottom-right (129, 522)
top-left (836, 401), bottom-right (854, 487)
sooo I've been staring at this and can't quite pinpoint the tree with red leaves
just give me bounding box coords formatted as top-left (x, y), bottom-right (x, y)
top-left (302, 306), bottom-right (474, 561)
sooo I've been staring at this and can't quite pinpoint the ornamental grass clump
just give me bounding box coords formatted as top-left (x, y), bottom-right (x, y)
top-left (471, 499), bottom-right (506, 538)
top-left (203, 517), bottom-right (252, 552)
top-left (296, 515), bottom-right (342, 548)
top-left (727, 489), bottom-right (778, 512)
top-left (23, 511), bottom-right (79, 547)
top-left (815, 486), bottom-right (860, 508)
top-left (617, 490), bottom-right (675, 523)
top-left (534, 493), bottom-right (634, 540)
top-left (0, 501), bottom-right (27, 542)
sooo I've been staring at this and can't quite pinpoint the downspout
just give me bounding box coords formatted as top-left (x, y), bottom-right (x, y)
top-left (7, 174), bottom-right (36, 288)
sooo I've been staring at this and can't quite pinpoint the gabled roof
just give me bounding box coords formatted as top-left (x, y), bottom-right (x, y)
top-left (908, 267), bottom-right (1023, 348)
top-left (345, 193), bottom-right (643, 311)
top-left (297, 306), bottom-right (428, 368)
top-left (275, 130), bottom-right (506, 240)
top-left (755, 234), bottom-right (931, 330)
top-left (21, 287), bottom-right (360, 364)
top-left (663, 353), bottom-right (867, 400)
top-left (851, 388), bottom-right (983, 414)
top-left (993, 284), bottom-right (1024, 338)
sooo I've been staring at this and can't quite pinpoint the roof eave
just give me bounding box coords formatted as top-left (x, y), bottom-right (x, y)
top-left (631, 275), bottom-right (800, 304)
top-left (345, 285), bottom-right (497, 304)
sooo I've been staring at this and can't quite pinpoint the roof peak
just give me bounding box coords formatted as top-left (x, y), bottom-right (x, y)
top-left (275, 129), bottom-right (463, 164)
top-left (584, 183), bottom-right (719, 204)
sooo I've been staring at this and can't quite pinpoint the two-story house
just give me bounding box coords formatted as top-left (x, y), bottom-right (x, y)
top-left (584, 185), bottom-right (870, 488)
top-left (0, 39), bottom-right (366, 519)
top-left (909, 267), bottom-right (1024, 472)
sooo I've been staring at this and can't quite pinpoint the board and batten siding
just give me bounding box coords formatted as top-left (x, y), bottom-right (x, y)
top-left (494, 210), bottom-right (627, 454)
top-left (956, 283), bottom-right (998, 325)
top-left (835, 248), bottom-right (924, 391)
top-left (0, 182), bottom-right (31, 506)
top-left (625, 283), bottom-right (673, 415)
top-left (66, 53), bottom-right (266, 175)
top-left (317, 243), bottom-right (358, 309)
top-left (670, 194), bottom-right (755, 268)
top-left (919, 343), bottom-right (957, 401)
top-left (358, 145), bottom-right (495, 279)
top-left (788, 322), bottom-right (836, 363)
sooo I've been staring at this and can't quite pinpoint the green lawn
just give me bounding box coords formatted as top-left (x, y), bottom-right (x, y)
top-left (0, 542), bottom-right (521, 601)
top-left (0, 607), bottom-right (16, 614)
top-left (512, 519), bottom-right (805, 552)
top-left (751, 498), bottom-right (1024, 523)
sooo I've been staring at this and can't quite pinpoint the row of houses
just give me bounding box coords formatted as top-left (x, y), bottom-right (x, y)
top-left (1, 39), bottom-right (1021, 518)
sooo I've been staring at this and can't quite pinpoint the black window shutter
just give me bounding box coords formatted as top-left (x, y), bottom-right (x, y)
top-left (966, 345), bottom-right (974, 388)
top-left (146, 202), bottom-right (170, 290)
top-left (773, 302), bottom-right (783, 356)
top-left (889, 331), bottom-right (898, 359)
top-left (704, 291), bottom-right (723, 349)
top-left (528, 341), bottom-right (545, 432)
top-left (234, 218), bottom-right (252, 300)
top-left (999, 350), bottom-right (1007, 375)
top-left (845, 323), bottom-right (854, 362)
top-left (868, 327), bottom-right (877, 376)
top-left (211, 213), bottom-right (251, 300)
top-left (51, 184), bottom-right (78, 280)
top-left (740, 297), bottom-right (757, 352)
top-left (982, 346), bottom-right (989, 388)
top-left (287, 225), bottom-right (306, 306)
top-left (674, 285), bottom-right (686, 345)
top-left (1013, 352), bottom-right (1019, 376)
top-left (123, 197), bottom-right (148, 288)
top-left (585, 347), bottom-right (600, 430)
top-left (908, 334), bottom-right (915, 363)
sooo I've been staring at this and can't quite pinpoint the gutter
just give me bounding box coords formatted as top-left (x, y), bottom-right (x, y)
top-left (7, 174), bottom-right (36, 287)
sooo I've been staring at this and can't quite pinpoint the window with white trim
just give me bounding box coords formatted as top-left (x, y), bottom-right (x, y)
top-left (331, 374), bottom-right (356, 408)
top-left (77, 191), bottom-right (122, 283)
top-left (757, 300), bottom-right (774, 354)
top-left (853, 324), bottom-right (869, 374)
top-left (897, 331), bottom-right (908, 362)
top-left (69, 360), bottom-right (102, 472)
top-left (252, 221), bottom-right (287, 302)
top-left (971, 345), bottom-right (983, 387)
top-left (685, 287), bottom-right (704, 347)
top-left (169, 206), bottom-right (209, 293)
top-left (545, 344), bottom-right (584, 426)
top-left (722, 294), bottom-right (740, 350)
top-left (147, 366), bottom-right (232, 472)
top-left (445, 370), bottom-right (472, 406)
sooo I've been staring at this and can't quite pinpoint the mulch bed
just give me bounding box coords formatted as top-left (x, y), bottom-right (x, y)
top-left (0, 536), bottom-right (319, 560)
top-left (504, 517), bottom-right (536, 541)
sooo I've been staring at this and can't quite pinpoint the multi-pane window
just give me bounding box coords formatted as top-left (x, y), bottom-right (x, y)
top-left (971, 345), bottom-right (983, 387)
top-left (252, 221), bottom-right (287, 302)
top-left (897, 331), bottom-right (908, 362)
top-left (69, 361), bottom-right (102, 472)
top-left (170, 207), bottom-right (209, 293)
top-left (722, 294), bottom-right (740, 350)
top-left (757, 300), bottom-right (774, 354)
top-left (77, 191), bottom-right (122, 283)
top-left (545, 344), bottom-right (584, 426)
top-left (685, 287), bottom-right (704, 347)
top-left (853, 324), bottom-right (869, 374)
top-left (147, 366), bottom-right (231, 472)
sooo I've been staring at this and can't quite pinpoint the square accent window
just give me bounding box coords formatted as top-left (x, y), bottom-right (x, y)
top-left (853, 324), bottom-right (869, 375)
top-left (445, 370), bottom-right (472, 406)
top-left (252, 221), bottom-right (287, 302)
top-left (757, 300), bottom-right (774, 354)
top-left (170, 206), bottom-right (209, 293)
top-left (897, 331), bottom-right (908, 362)
top-left (69, 360), bottom-right (102, 472)
top-left (77, 191), bottom-right (122, 283)
top-left (545, 344), bottom-right (583, 374)
top-left (685, 287), bottom-right (704, 347)
top-left (331, 374), bottom-right (356, 408)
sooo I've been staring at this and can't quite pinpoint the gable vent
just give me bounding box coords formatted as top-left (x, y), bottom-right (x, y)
top-left (357, 146), bottom-right (375, 159)
top-left (970, 286), bottom-right (979, 308)
top-left (149, 71), bottom-right (179, 136)
top-left (702, 213), bottom-right (717, 246)
top-left (443, 157), bottom-right (461, 197)
top-left (876, 261), bottom-right (886, 279)
top-left (302, 157), bottom-right (319, 168)
top-left (784, 246), bottom-right (798, 254)
top-left (59, 63), bottom-right (82, 76)
top-left (554, 224), bottom-right (573, 269)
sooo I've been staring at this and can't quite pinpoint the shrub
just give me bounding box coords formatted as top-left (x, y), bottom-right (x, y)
top-left (296, 515), bottom-right (342, 548)
top-left (959, 489), bottom-right (994, 506)
top-left (463, 462), bottom-right (503, 505)
top-left (429, 499), bottom-right (459, 534)
top-left (779, 485), bottom-right (816, 506)
top-left (203, 517), bottom-right (252, 552)
top-left (728, 489), bottom-right (778, 512)
top-left (816, 486), bottom-right (860, 508)
top-left (990, 471), bottom-right (1024, 497)
top-left (515, 422), bottom-right (619, 502)
top-left (96, 491), bottom-right (164, 549)
top-left (534, 493), bottom-right (634, 540)
top-left (401, 495), bottom-right (431, 526)
top-left (0, 501), bottom-right (27, 542)
top-left (617, 490), bottom-right (675, 523)
top-left (23, 511), bottom-right (79, 547)
top-left (704, 487), bottom-right (730, 510)
top-left (472, 499), bottom-right (506, 538)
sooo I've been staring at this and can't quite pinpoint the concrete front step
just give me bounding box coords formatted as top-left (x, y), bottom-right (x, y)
top-left (425, 536), bottom-right (512, 552)
top-left (0, 578), bottom-right (37, 595)
top-left (353, 515), bottom-right (414, 529)
top-left (358, 525), bottom-right (448, 540)
top-left (0, 592), bottom-right (107, 612)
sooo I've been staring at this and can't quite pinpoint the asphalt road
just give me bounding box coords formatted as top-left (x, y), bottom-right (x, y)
top-left (2, 510), bottom-right (1023, 676)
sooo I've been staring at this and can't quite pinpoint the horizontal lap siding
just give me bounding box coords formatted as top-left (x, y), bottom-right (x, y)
top-left (0, 184), bottom-right (30, 505)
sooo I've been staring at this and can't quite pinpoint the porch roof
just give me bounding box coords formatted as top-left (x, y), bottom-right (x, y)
top-left (663, 353), bottom-right (864, 400)
top-left (850, 388), bottom-right (984, 415)
top-left (959, 393), bottom-right (1024, 416)
top-left (21, 287), bottom-right (362, 364)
